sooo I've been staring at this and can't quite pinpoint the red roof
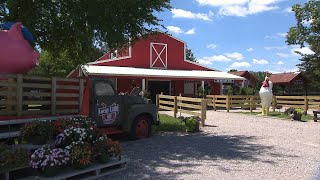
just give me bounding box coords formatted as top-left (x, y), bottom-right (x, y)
top-left (229, 71), bottom-right (258, 83)
top-left (269, 72), bottom-right (306, 84)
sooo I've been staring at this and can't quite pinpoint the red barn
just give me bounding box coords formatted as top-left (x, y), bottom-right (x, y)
top-left (69, 32), bottom-right (244, 102)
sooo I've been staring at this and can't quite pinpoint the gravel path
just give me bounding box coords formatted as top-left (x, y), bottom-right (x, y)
top-left (104, 111), bottom-right (320, 180)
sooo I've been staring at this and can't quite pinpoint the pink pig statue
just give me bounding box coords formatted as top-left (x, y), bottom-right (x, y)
top-left (0, 22), bottom-right (40, 74)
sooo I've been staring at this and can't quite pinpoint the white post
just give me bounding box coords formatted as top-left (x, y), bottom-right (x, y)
top-left (142, 79), bottom-right (146, 91)
top-left (201, 81), bottom-right (205, 90)
top-left (241, 80), bottom-right (245, 88)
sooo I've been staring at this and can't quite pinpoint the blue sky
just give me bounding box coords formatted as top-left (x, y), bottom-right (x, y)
top-left (154, 0), bottom-right (314, 73)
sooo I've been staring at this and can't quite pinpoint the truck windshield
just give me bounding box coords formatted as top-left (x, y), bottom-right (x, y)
top-left (95, 82), bottom-right (115, 96)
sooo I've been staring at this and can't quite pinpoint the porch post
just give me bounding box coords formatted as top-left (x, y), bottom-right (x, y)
top-left (142, 79), bottom-right (146, 91)
top-left (241, 80), bottom-right (245, 88)
top-left (201, 80), bottom-right (205, 91)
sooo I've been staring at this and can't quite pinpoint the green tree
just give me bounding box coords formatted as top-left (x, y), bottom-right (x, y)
top-left (228, 69), bottom-right (237, 72)
top-left (286, 0), bottom-right (320, 89)
top-left (1, 0), bottom-right (171, 76)
top-left (186, 46), bottom-right (197, 62)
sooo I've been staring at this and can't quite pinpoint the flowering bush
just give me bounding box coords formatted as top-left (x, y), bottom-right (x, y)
top-left (62, 126), bottom-right (97, 146)
top-left (19, 120), bottom-right (54, 144)
top-left (29, 146), bottom-right (70, 170)
top-left (67, 142), bottom-right (92, 169)
top-left (106, 138), bottom-right (122, 160)
top-left (53, 119), bottom-right (69, 135)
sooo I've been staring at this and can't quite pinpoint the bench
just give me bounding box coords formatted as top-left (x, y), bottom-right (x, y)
top-left (313, 110), bottom-right (320, 122)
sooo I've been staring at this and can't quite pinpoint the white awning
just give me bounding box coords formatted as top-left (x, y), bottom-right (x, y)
top-left (80, 65), bottom-right (245, 80)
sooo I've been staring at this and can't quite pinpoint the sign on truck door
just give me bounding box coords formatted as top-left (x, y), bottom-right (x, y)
top-left (92, 80), bottom-right (122, 127)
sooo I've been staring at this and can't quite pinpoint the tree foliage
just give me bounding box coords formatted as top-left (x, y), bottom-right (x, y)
top-left (286, 0), bottom-right (320, 88)
top-left (0, 0), bottom-right (171, 76)
top-left (185, 46), bottom-right (197, 62)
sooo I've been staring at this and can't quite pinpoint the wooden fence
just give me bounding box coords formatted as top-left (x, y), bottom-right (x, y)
top-left (156, 94), bottom-right (207, 127)
top-left (0, 74), bottom-right (85, 117)
top-left (206, 95), bottom-right (320, 112)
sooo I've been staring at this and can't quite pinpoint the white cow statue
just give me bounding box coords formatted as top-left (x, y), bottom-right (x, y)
top-left (259, 76), bottom-right (273, 115)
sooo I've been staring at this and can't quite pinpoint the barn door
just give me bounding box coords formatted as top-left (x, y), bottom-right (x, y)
top-left (150, 43), bottom-right (167, 69)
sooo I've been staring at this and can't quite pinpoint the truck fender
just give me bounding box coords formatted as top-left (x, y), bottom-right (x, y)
top-left (122, 104), bottom-right (157, 133)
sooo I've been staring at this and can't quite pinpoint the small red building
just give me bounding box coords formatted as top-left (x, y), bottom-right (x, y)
top-left (69, 32), bottom-right (243, 102)
top-left (269, 72), bottom-right (308, 95)
top-left (229, 71), bottom-right (259, 88)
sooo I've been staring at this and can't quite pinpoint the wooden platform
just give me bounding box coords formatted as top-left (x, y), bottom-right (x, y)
top-left (18, 157), bottom-right (129, 180)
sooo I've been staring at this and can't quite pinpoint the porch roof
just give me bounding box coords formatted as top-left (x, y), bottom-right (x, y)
top-left (80, 65), bottom-right (245, 80)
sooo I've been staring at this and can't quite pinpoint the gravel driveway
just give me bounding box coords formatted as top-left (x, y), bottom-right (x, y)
top-left (105, 111), bottom-right (320, 180)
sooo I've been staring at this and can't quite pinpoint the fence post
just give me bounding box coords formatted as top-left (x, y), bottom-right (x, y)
top-left (226, 95), bottom-right (230, 112)
top-left (201, 99), bottom-right (206, 127)
top-left (51, 77), bottom-right (57, 115)
top-left (16, 74), bottom-right (23, 116)
top-left (156, 94), bottom-right (160, 108)
top-left (213, 95), bottom-right (216, 111)
top-left (304, 96), bottom-right (308, 111)
top-left (173, 96), bottom-right (177, 118)
top-left (272, 96), bottom-right (276, 112)
top-left (250, 96), bottom-right (253, 113)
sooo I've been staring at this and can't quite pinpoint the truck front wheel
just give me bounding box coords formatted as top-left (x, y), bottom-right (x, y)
top-left (129, 116), bottom-right (151, 140)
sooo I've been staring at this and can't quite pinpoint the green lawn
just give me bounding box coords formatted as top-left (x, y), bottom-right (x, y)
top-left (239, 111), bottom-right (314, 121)
top-left (152, 114), bottom-right (186, 133)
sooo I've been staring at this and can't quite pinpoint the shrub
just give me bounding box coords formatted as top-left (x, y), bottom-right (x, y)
top-left (0, 145), bottom-right (29, 171)
top-left (19, 120), bottom-right (53, 143)
top-left (184, 116), bottom-right (200, 133)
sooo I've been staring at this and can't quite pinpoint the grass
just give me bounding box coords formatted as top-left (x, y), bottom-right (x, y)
top-left (152, 114), bottom-right (186, 133)
top-left (239, 111), bottom-right (314, 121)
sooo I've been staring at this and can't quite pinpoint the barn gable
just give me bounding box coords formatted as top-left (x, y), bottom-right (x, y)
top-left (89, 32), bottom-right (215, 71)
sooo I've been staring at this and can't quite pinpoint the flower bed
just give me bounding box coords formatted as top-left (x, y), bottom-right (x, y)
top-left (3, 116), bottom-right (123, 178)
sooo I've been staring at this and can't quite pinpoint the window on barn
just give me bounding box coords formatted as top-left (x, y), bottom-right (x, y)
top-left (95, 82), bottom-right (115, 96)
top-left (111, 50), bottom-right (118, 59)
top-left (184, 81), bottom-right (194, 94)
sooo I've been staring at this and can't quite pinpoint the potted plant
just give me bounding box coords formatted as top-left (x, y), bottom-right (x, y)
top-left (29, 146), bottom-right (70, 177)
top-left (284, 107), bottom-right (306, 121)
top-left (0, 144), bottom-right (29, 172)
top-left (19, 120), bottom-right (53, 145)
top-left (106, 138), bottom-right (122, 160)
top-left (185, 116), bottom-right (200, 133)
top-left (93, 135), bottom-right (116, 163)
top-left (67, 142), bottom-right (92, 169)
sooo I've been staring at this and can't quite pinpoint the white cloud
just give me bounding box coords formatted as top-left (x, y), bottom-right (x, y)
top-left (185, 28), bottom-right (196, 35)
top-left (225, 52), bottom-right (244, 60)
top-left (167, 26), bottom-right (184, 34)
top-left (278, 32), bottom-right (287, 37)
top-left (276, 53), bottom-right (289, 58)
top-left (264, 35), bottom-right (278, 39)
top-left (291, 47), bottom-right (315, 56)
top-left (167, 26), bottom-right (196, 35)
top-left (229, 62), bottom-right (251, 68)
top-left (196, 0), bottom-right (248, 6)
top-left (215, 0), bottom-right (280, 17)
top-left (277, 61), bottom-right (284, 65)
top-left (198, 59), bottom-right (213, 65)
top-left (283, 7), bottom-right (293, 13)
top-left (265, 46), bottom-right (287, 50)
top-left (207, 44), bottom-right (217, 49)
top-left (171, 8), bottom-right (214, 21)
top-left (200, 55), bottom-right (231, 62)
top-left (253, 58), bottom-right (269, 65)
top-left (247, 48), bottom-right (254, 52)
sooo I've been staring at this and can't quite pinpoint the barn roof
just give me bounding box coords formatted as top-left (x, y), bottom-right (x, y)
top-left (229, 71), bottom-right (258, 82)
top-left (269, 72), bottom-right (306, 84)
top-left (80, 65), bottom-right (245, 80)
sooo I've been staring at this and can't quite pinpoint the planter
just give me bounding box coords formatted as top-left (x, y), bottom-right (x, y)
top-left (40, 166), bottom-right (58, 177)
top-left (290, 113), bottom-right (302, 121)
top-left (96, 155), bottom-right (110, 164)
top-left (72, 162), bottom-right (90, 170)
top-left (27, 136), bottom-right (47, 145)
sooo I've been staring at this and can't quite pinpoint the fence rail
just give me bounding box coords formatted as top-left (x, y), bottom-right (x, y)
top-left (206, 95), bottom-right (320, 112)
top-left (0, 74), bottom-right (85, 117)
top-left (157, 94), bottom-right (207, 126)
